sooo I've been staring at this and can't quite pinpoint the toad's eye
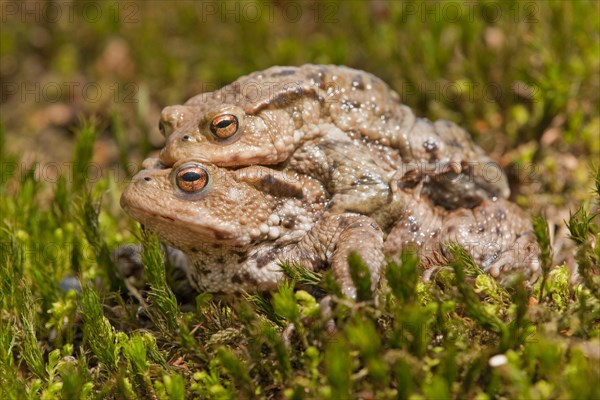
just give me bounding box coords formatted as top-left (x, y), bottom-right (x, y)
top-left (176, 166), bottom-right (209, 193)
top-left (209, 114), bottom-right (238, 139)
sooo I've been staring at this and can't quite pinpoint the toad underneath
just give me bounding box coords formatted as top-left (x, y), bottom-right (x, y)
top-left (121, 161), bottom-right (539, 299)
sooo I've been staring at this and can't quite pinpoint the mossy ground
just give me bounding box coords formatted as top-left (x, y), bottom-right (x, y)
top-left (1, 1), bottom-right (599, 399)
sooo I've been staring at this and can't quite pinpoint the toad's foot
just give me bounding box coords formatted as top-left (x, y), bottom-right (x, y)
top-left (299, 213), bottom-right (384, 300)
top-left (440, 199), bottom-right (541, 281)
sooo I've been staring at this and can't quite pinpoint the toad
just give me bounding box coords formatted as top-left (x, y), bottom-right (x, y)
top-left (120, 161), bottom-right (539, 299)
top-left (157, 65), bottom-right (510, 212)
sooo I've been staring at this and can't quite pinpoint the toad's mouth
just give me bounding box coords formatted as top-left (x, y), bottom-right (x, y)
top-left (125, 205), bottom-right (240, 245)
top-left (153, 214), bottom-right (175, 223)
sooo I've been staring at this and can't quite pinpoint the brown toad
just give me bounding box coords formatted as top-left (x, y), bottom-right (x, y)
top-left (120, 160), bottom-right (384, 298)
top-left (157, 64), bottom-right (510, 212)
top-left (120, 161), bottom-right (539, 299)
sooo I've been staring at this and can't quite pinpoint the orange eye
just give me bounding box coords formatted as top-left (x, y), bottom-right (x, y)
top-left (209, 114), bottom-right (238, 139)
top-left (176, 165), bottom-right (209, 193)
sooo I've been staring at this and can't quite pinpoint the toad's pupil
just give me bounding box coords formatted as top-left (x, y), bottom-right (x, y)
top-left (217, 119), bottom-right (233, 128)
top-left (182, 171), bottom-right (202, 182)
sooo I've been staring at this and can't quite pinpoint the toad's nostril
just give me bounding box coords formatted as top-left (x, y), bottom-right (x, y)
top-left (182, 135), bottom-right (191, 141)
top-left (144, 177), bottom-right (152, 182)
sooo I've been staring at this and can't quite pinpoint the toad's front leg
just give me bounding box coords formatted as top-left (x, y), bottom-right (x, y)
top-left (288, 128), bottom-right (401, 225)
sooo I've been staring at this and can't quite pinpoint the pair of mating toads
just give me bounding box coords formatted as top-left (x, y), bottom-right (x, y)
top-left (121, 64), bottom-right (540, 299)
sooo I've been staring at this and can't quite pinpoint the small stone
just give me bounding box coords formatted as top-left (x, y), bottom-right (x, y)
top-left (488, 354), bottom-right (508, 368)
